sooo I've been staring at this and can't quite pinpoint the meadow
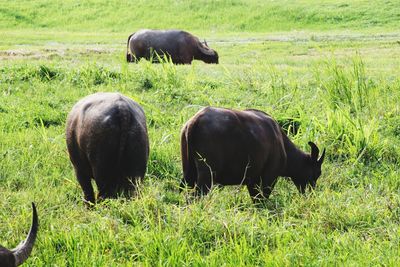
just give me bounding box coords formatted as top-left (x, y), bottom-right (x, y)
top-left (1, 0), bottom-right (400, 266)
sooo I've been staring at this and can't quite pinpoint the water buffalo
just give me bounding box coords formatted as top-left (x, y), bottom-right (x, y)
top-left (66, 92), bottom-right (149, 204)
top-left (126, 29), bottom-right (219, 64)
top-left (0, 203), bottom-right (38, 267)
top-left (180, 107), bottom-right (326, 201)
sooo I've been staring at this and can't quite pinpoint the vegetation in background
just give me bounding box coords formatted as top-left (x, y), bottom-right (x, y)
top-left (1, 0), bottom-right (400, 33)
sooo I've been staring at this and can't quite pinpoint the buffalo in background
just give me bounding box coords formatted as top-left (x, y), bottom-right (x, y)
top-left (180, 107), bottom-right (326, 201)
top-left (126, 29), bottom-right (219, 64)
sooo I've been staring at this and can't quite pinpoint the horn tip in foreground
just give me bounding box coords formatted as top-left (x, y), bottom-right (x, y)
top-left (12, 202), bottom-right (39, 266)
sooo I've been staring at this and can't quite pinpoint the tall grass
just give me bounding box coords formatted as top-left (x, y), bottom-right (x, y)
top-left (1, 53), bottom-right (399, 264)
top-left (317, 55), bottom-right (370, 113)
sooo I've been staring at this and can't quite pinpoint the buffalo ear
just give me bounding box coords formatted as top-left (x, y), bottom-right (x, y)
top-left (308, 141), bottom-right (319, 162)
top-left (318, 148), bottom-right (326, 164)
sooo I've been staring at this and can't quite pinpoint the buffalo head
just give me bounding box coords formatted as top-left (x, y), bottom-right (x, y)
top-left (293, 142), bottom-right (326, 193)
top-left (198, 40), bottom-right (219, 64)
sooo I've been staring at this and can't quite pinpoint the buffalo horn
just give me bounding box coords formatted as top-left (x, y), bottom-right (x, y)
top-left (11, 202), bottom-right (38, 266)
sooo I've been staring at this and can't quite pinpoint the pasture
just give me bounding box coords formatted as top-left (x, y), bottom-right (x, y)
top-left (1, 0), bottom-right (400, 265)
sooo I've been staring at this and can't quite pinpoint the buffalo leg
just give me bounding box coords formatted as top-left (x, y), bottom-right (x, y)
top-left (75, 169), bottom-right (95, 204)
top-left (180, 164), bottom-right (196, 189)
top-left (195, 162), bottom-right (213, 196)
top-left (261, 175), bottom-right (278, 199)
top-left (67, 140), bottom-right (95, 204)
top-left (246, 183), bottom-right (263, 203)
top-left (93, 165), bottom-right (118, 200)
top-left (96, 178), bottom-right (117, 200)
top-left (180, 126), bottom-right (196, 190)
top-left (121, 138), bottom-right (148, 196)
top-left (118, 175), bottom-right (142, 198)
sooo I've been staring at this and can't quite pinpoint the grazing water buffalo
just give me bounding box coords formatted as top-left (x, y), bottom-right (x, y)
top-left (0, 203), bottom-right (38, 267)
top-left (126, 29), bottom-right (219, 64)
top-left (180, 107), bottom-right (326, 201)
top-left (66, 93), bottom-right (149, 204)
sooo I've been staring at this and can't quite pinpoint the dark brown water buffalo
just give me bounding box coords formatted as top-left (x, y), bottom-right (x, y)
top-left (66, 92), bottom-right (149, 204)
top-left (0, 203), bottom-right (38, 267)
top-left (180, 107), bottom-right (326, 201)
top-left (126, 29), bottom-right (219, 64)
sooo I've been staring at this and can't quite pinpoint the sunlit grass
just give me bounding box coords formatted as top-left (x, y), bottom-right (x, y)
top-left (1, 0), bottom-right (400, 265)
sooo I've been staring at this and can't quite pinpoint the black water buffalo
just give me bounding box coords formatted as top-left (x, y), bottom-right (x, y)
top-left (126, 29), bottom-right (219, 64)
top-left (66, 93), bottom-right (149, 204)
top-left (0, 203), bottom-right (38, 267)
top-left (180, 107), bottom-right (326, 201)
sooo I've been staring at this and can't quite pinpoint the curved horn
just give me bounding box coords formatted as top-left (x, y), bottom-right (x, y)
top-left (12, 202), bottom-right (39, 266)
top-left (318, 148), bottom-right (326, 164)
top-left (308, 141), bottom-right (319, 162)
top-left (197, 41), bottom-right (215, 56)
top-left (204, 39), bottom-right (208, 47)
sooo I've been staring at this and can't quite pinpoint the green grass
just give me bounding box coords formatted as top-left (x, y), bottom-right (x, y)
top-left (1, 0), bottom-right (400, 266)
top-left (1, 0), bottom-right (400, 33)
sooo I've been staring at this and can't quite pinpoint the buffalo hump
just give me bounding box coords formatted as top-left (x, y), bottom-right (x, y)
top-left (66, 92), bottom-right (149, 204)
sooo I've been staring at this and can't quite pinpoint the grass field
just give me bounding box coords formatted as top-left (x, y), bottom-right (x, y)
top-left (1, 0), bottom-right (400, 266)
